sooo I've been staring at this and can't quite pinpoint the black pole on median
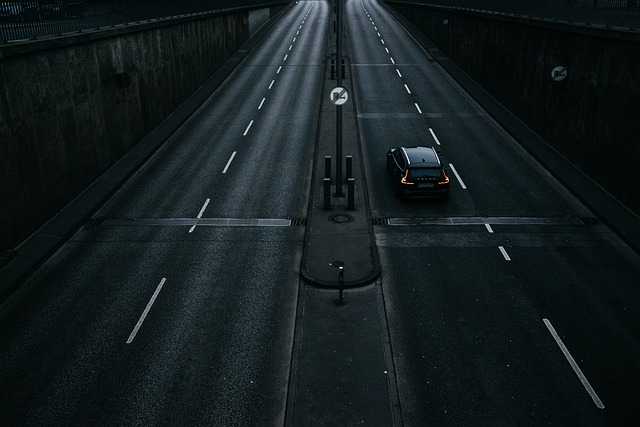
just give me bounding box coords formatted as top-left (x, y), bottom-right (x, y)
top-left (335, 0), bottom-right (344, 197)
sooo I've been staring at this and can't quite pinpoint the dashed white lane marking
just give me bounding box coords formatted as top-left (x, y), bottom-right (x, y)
top-left (396, 69), bottom-right (402, 77)
top-left (429, 128), bottom-right (441, 145)
top-left (448, 163), bottom-right (467, 189)
top-left (485, 223), bottom-right (494, 233)
top-left (269, 79), bottom-right (275, 89)
top-left (222, 151), bottom-right (237, 174)
top-left (390, 57), bottom-right (395, 64)
top-left (385, 47), bottom-right (389, 54)
top-left (258, 97), bottom-right (266, 110)
top-left (189, 198), bottom-right (211, 233)
top-left (127, 278), bottom-right (167, 344)
top-left (498, 246), bottom-right (511, 261)
top-left (243, 120), bottom-right (254, 136)
top-left (543, 319), bottom-right (605, 409)
top-left (284, 54), bottom-right (289, 61)
top-left (404, 84), bottom-right (411, 94)
top-left (414, 103), bottom-right (422, 114)
top-left (277, 66), bottom-right (282, 74)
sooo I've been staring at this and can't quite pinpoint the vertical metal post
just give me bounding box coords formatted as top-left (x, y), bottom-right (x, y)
top-left (325, 156), bottom-right (332, 179)
top-left (338, 266), bottom-right (344, 303)
top-left (335, 0), bottom-right (344, 196)
top-left (347, 178), bottom-right (355, 210)
top-left (324, 178), bottom-right (331, 210)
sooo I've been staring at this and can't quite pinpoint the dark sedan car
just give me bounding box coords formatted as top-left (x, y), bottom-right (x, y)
top-left (386, 146), bottom-right (450, 198)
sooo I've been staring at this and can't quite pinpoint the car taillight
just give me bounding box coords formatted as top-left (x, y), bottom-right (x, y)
top-left (401, 170), bottom-right (414, 185)
top-left (437, 168), bottom-right (450, 185)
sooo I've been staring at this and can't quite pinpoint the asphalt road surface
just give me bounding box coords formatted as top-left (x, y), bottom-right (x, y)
top-left (0, 1), bottom-right (326, 424)
top-left (348, 0), bottom-right (640, 425)
top-left (1, 0), bottom-right (640, 425)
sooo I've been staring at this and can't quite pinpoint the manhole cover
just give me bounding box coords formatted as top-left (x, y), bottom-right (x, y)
top-left (329, 214), bottom-right (354, 224)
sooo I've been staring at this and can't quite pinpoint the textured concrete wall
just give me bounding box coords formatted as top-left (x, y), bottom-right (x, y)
top-left (387, 2), bottom-right (640, 216)
top-left (0, 6), bottom-right (277, 251)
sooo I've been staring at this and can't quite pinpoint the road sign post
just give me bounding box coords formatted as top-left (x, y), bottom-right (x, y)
top-left (336, 0), bottom-right (344, 197)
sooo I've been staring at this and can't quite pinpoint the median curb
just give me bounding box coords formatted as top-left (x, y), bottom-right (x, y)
top-left (299, 3), bottom-right (380, 289)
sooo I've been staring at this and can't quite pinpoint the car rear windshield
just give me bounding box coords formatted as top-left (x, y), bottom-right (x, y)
top-left (409, 167), bottom-right (442, 178)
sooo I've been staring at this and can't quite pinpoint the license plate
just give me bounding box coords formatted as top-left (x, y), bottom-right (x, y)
top-left (418, 183), bottom-right (434, 188)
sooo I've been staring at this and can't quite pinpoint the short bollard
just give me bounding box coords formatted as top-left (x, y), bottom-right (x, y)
top-left (347, 178), bottom-right (355, 210)
top-left (346, 155), bottom-right (353, 180)
top-left (331, 261), bottom-right (345, 304)
top-left (324, 177), bottom-right (331, 210)
top-left (338, 266), bottom-right (344, 303)
top-left (325, 156), bottom-right (332, 179)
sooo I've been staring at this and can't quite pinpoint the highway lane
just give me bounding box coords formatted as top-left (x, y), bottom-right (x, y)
top-left (349, 0), bottom-right (640, 425)
top-left (0, 1), bottom-right (328, 425)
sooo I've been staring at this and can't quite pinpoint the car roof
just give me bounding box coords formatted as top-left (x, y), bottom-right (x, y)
top-left (401, 146), bottom-right (441, 167)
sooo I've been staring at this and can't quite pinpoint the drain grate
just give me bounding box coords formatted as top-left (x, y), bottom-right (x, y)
top-left (371, 218), bottom-right (388, 226)
top-left (291, 218), bottom-right (307, 226)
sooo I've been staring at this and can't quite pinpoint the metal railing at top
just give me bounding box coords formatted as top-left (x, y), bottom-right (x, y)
top-left (0, 0), bottom-right (286, 43)
top-left (390, 0), bottom-right (640, 30)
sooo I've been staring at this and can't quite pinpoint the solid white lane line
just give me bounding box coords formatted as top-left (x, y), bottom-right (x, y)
top-left (448, 163), bottom-right (467, 189)
top-left (222, 151), bottom-right (237, 174)
top-left (258, 97), bottom-right (265, 110)
top-left (485, 223), bottom-right (494, 233)
top-left (498, 246), bottom-right (511, 261)
top-left (396, 69), bottom-right (402, 77)
top-left (404, 84), bottom-right (411, 94)
top-left (543, 319), bottom-right (605, 409)
top-left (243, 120), bottom-right (254, 136)
top-left (127, 278), bottom-right (166, 344)
top-left (414, 103), bottom-right (422, 114)
top-left (277, 65), bottom-right (282, 74)
top-left (269, 79), bottom-right (275, 89)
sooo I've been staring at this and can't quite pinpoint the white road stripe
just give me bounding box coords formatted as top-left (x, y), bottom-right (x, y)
top-left (414, 103), bottom-right (422, 114)
top-left (484, 223), bottom-right (494, 233)
top-left (258, 97), bottom-right (265, 110)
top-left (222, 151), bottom-right (237, 174)
top-left (284, 54), bottom-right (288, 61)
top-left (448, 163), bottom-right (466, 189)
top-left (189, 198), bottom-right (211, 233)
top-left (289, 44), bottom-right (293, 51)
top-left (243, 120), bottom-right (254, 136)
top-left (543, 319), bottom-right (605, 409)
top-left (381, 38), bottom-right (385, 45)
top-left (396, 69), bottom-right (402, 77)
top-left (385, 47), bottom-right (389, 53)
top-left (390, 57), bottom-right (395, 64)
top-left (269, 79), bottom-right (275, 89)
top-left (498, 246), bottom-right (511, 261)
top-left (429, 128), bottom-right (441, 145)
top-left (404, 84), bottom-right (411, 94)
top-left (127, 278), bottom-right (166, 344)
top-left (277, 66), bottom-right (282, 74)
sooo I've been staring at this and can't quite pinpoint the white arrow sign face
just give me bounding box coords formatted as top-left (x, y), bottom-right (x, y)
top-left (330, 86), bottom-right (348, 105)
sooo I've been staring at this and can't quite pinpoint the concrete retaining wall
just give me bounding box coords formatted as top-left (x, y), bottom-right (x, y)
top-left (0, 5), bottom-right (281, 251)
top-left (387, 1), bottom-right (640, 216)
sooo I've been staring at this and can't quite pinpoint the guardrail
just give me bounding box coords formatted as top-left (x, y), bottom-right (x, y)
top-left (0, 0), bottom-right (286, 43)
top-left (395, 0), bottom-right (640, 30)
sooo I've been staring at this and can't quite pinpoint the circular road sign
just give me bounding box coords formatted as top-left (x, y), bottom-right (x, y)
top-left (551, 66), bottom-right (568, 82)
top-left (330, 86), bottom-right (348, 105)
